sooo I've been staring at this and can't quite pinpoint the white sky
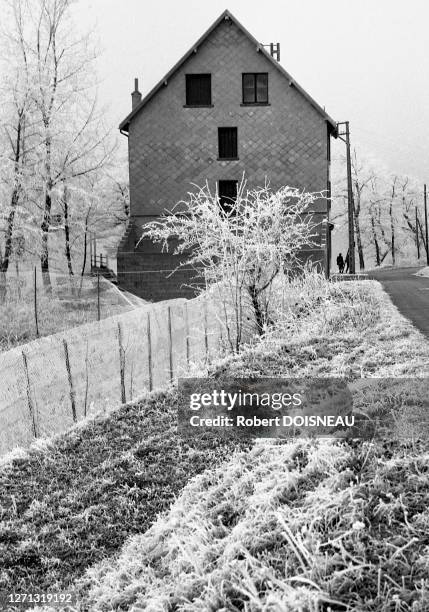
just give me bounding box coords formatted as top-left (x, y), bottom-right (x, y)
top-left (74, 0), bottom-right (429, 182)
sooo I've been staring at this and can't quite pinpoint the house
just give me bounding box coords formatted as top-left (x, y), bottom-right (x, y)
top-left (118, 9), bottom-right (337, 301)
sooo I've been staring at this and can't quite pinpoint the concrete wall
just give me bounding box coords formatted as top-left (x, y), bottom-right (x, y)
top-left (119, 16), bottom-right (331, 299)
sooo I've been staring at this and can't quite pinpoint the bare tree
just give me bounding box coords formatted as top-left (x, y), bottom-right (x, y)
top-left (60, 181), bottom-right (73, 275)
top-left (332, 147), bottom-right (424, 268)
top-left (368, 176), bottom-right (390, 267)
top-left (350, 149), bottom-right (375, 270)
top-left (388, 176), bottom-right (397, 265)
top-left (56, 173), bottom-right (128, 278)
top-left (399, 177), bottom-right (421, 259)
top-left (5, 0), bottom-right (112, 286)
top-left (0, 0), bottom-right (34, 282)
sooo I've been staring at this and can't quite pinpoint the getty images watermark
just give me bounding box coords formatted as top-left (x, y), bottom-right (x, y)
top-left (187, 388), bottom-right (355, 429)
top-left (177, 378), bottom-right (366, 439)
top-left (178, 378), bottom-right (429, 440)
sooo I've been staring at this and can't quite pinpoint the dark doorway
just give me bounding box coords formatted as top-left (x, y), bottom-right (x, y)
top-left (218, 180), bottom-right (238, 215)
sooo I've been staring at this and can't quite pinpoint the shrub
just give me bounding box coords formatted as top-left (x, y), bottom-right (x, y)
top-left (140, 178), bottom-right (321, 348)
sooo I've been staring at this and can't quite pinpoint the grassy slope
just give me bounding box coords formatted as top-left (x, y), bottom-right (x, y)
top-left (74, 280), bottom-right (429, 611)
top-left (2, 277), bottom-right (429, 611)
top-left (0, 393), bottom-right (251, 600)
top-left (215, 280), bottom-right (429, 379)
top-left (0, 276), bottom-right (132, 352)
top-left (80, 439), bottom-right (429, 612)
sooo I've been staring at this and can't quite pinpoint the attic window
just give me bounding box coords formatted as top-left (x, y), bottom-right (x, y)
top-left (218, 180), bottom-right (238, 215)
top-left (242, 73), bottom-right (268, 104)
top-left (186, 74), bottom-right (212, 106)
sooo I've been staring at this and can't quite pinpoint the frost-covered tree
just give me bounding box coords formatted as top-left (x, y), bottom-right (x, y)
top-left (0, 0), bottom-right (116, 287)
top-left (141, 179), bottom-right (319, 344)
top-left (332, 148), bottom-right (422, 268)
top-left (0, 0), bottom-right (35, 279)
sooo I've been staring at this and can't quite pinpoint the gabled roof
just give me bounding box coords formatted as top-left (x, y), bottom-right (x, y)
top-left (119, 9), bottom-right (337, 135)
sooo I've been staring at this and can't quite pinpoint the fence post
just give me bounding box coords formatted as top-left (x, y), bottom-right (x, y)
top-left (97, 272), bottom-right (101, 321)
top-left (203, 296), bottom-right (209, 363)
top-left (83, 340), bottom-right (89, 418)
top-left (167, 306), bottom-right (173, 382)
top-left (63, 339), bottom-right (77, 422)
top-left (184, 301), bottom-right (190, 367)
top-left (34, 266), bottom-right (39, 338)
top-left (147, 311), bottom-right (153, 391)
top-left (117, 322), bottom-right (126, 404)
top-left (22, 351), bottom-right (38, 438)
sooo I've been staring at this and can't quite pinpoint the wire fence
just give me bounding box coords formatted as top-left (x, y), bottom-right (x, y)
top-left (0, 288), bottom-right (256, 457)
top-left (0, 268), bottom-right (135, 353)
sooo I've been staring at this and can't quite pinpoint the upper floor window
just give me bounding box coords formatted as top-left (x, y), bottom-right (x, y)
top-left (218, 180), bottom-right (238, 215)
top-left (242, 73), bottom-right (268, 104)
top-left (218, 127), bottom-right (238, 159)
top-left (186, 74), bottom-right (211, 106)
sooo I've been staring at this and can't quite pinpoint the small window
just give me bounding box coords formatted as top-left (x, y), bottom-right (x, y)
top-left (186, 74), bottom-right (211, 106)
top-left (242, 73), bottom-right (268, 104)
top-left (218, 127), bottom-right (238, 159)
top-left (218, 180), bottom-right (238, 215)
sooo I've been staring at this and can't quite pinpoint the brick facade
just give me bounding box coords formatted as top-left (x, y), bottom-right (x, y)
top-left (118, 12), bottom-right (336, 301)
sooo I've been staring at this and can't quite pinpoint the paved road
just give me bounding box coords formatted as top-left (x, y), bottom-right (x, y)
top-left (369, 267), bottom-right (429, 337)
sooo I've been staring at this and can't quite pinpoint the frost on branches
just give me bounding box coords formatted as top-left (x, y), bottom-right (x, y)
top-left (141, 179), bottom-right (320, 347)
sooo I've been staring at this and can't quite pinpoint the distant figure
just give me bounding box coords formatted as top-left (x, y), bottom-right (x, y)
top-left (345, 250), bottom-right (350, 273)
top-left (336, 252), bottom-right (345, 274)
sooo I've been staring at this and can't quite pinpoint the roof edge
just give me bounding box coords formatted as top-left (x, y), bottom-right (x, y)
top-left (119, 10), bottom-right (230, 132)
top-left (119, 9), bottom-right (337, 135)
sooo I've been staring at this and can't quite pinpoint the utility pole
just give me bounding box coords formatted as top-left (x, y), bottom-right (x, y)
top-left (337, 121), bottom-right (355, 274)
top-left (425, 184), bottom-right (429, 265)
top-left (416, 206), bottom-right (420, 260)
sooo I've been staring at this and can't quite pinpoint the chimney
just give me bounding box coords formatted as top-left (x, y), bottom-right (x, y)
top-left (131, 78), bottom-right (142, 110)
top-left (269, 43), bottom-right (280, 61)
top-left (262, 43), bottom-right (281, 61)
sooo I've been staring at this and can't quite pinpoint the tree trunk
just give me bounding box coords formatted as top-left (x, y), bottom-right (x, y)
top-left (2, 191), bottom-right (19, 275)
top-left (390, 205), bottom-right (395, 265)
top-left (1, 117), bottom-right (23, 276)
top-left (81, 222), bottom-right (88, 277)
top-left (418, 219), bottom-right (428, 261)
top-left (370, 215), bottom-right (380, 266)
top-left (41, 190), bottom-right (52, 291)
top-left (0, 271), bottom-right (6, 304)
top-left (79, 216), bottom-right (89, 296)
top-left (352, 177), bottom-right (365, 270)
top-left (248, 284), bottom-right (264, 336)
top-left (389, 181), bottom-right (396, 266)
top-left (63, 184), bottom-right (73, 276)
top-left (41, 133), bottom-right (52, 292)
